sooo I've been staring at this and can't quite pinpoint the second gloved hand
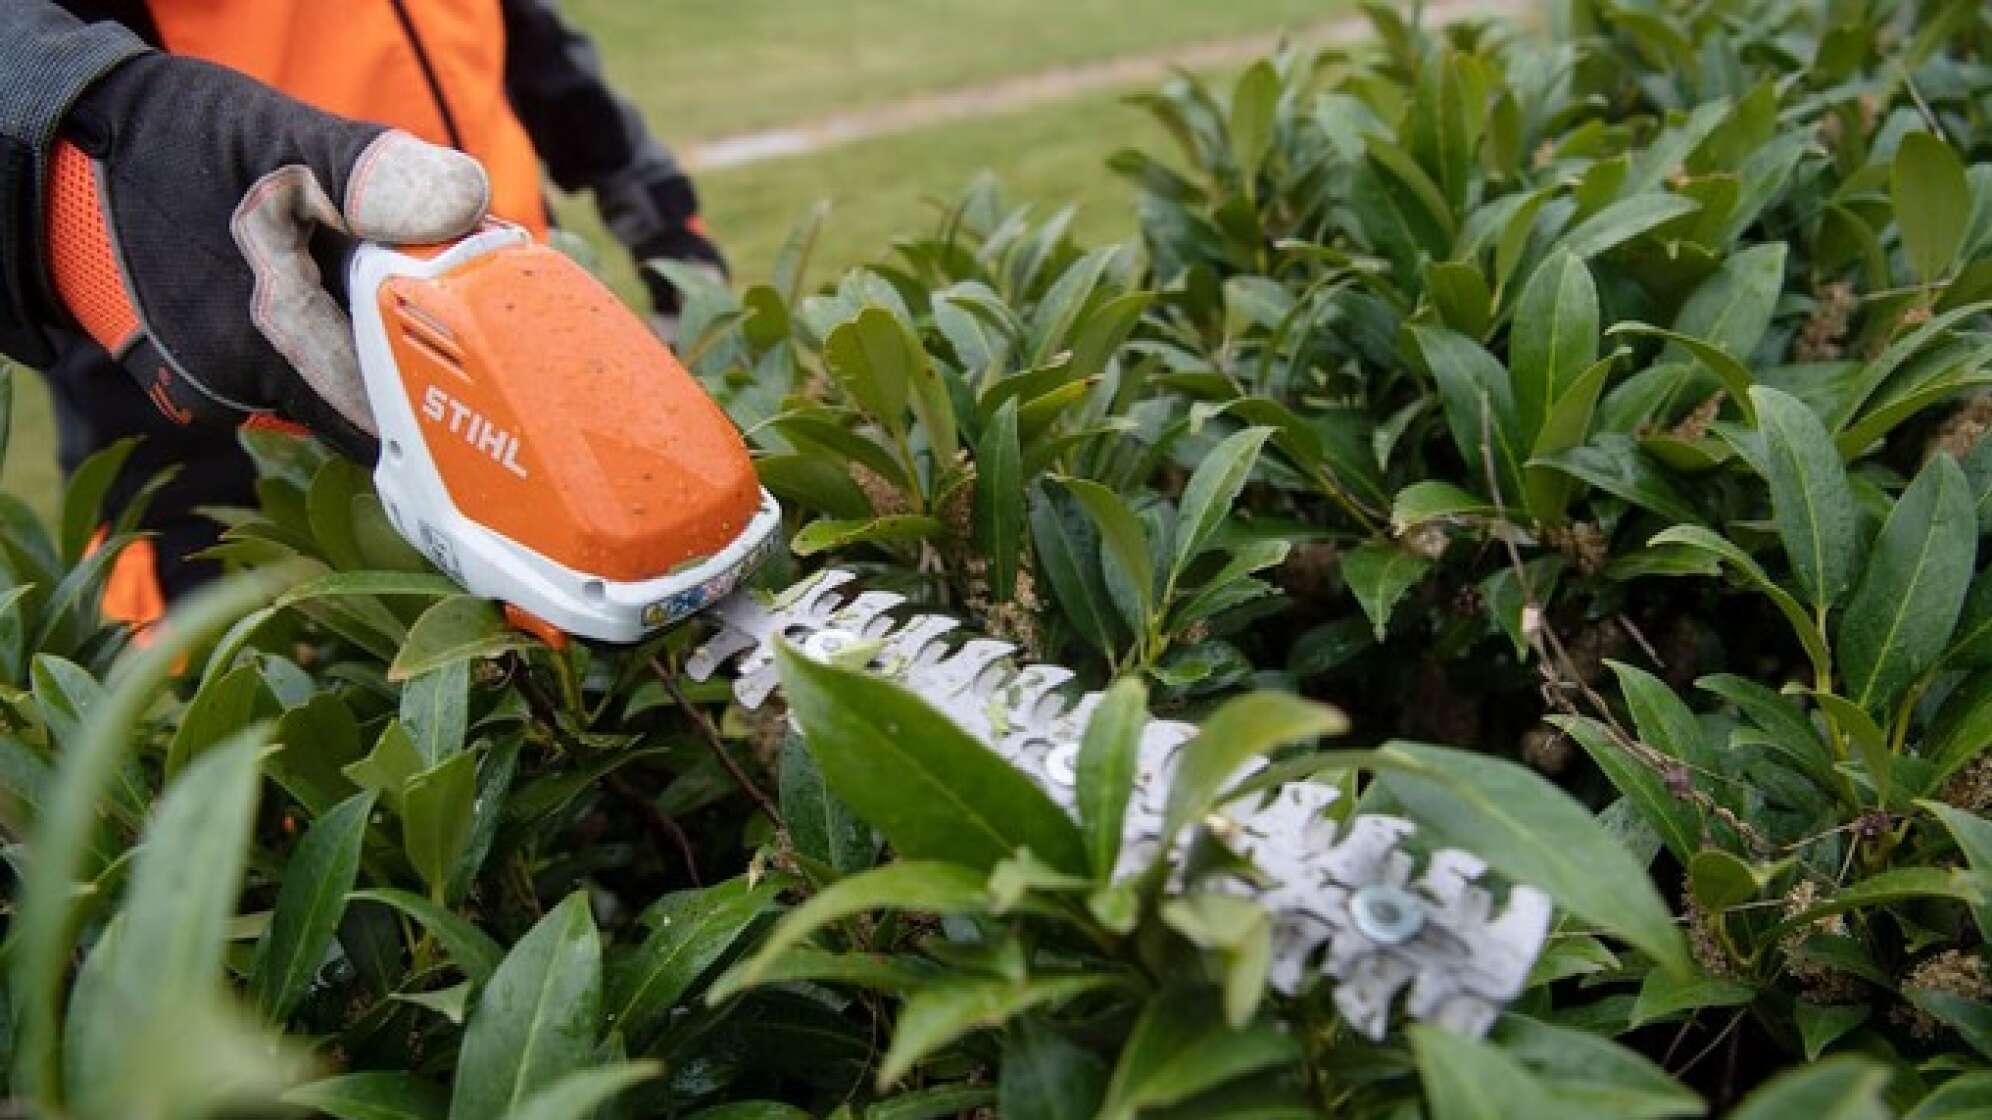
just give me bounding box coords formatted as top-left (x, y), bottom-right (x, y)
top-left (47, 52), bottom-right (492, 457)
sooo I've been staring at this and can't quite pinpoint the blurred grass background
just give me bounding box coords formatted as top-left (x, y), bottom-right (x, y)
top-left (5, 0), bottom-right (1345, 522)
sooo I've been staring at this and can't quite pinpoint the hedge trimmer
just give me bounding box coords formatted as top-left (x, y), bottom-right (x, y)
top-left (353, 228), bottom-right (1552, 1039)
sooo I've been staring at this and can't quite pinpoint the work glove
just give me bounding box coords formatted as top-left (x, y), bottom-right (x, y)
top-left (47, 53), bottom-right (491, 457)
top-left (597, 165), bottom-right (727, 344)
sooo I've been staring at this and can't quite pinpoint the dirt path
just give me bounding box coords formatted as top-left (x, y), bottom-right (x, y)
top-left (682, 0), bottom-right (1524, 172)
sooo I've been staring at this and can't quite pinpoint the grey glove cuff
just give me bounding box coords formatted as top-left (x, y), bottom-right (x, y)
top-left (593, 136), bottom-right (691, 251)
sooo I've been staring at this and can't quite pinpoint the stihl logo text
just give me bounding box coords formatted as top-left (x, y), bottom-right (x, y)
top-left (421, 386), bottom-right (529, 478)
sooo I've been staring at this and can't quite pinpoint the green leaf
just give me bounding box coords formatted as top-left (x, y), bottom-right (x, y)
top-left (1529, 350), bottom-right (1623, 521)
top-left (503, 1061), bottom-right (660, 1120)
top-left (1839, 454), bottom-right (1977, 715)
top-left (13, 566), bottom-right (300, 1098)
top-left (1555, 193), bottom-right (1701, 260)
top-left (1687, 848), bottom-right (1763, 910)
top-left (404, 749), bottom-right (479, 898)
top-left (1056, 477), bottom-right (1155, 637)
top-left (1000, 1020), bottom-right (1109, 1120)
top-left (400, 660), bottom-right (469, 766)
top-left (1172, 427), bottom-right (1272, 583)
top-left (59, 436), bottom-right (137, 565)
top-left (878, 975), bottom-right (1113, 1087)
top-left (823, 306), bottom-right (916, 435)
top-left (608, 875), bottom-right (787, 1042)
top-left (1904, 988), bottom-right (1992, 1059)
top-left (1750, 386), bottom-right (1860, 610)
top-left (1030, 483), bottom-right (1121, 655)
top-left (1767, 867), bottom-right (1984, 941)
top-left (164, 662), bottom-right (273, 778)
top-left (1794, 1002), bottom-right (1871, 1062)
top-left (719, 862), bottom-right (990, 998)
top-left (389, 596), bottom-right (534, 682)
top-left (1412, 1025), bottom-right (1567, 1120)
top-left (307, 457), bottom-right (372, 570)
top-left (1341, 541), bottom-right (1432, 641)
top-left (1553, 716), bottom-right (1698, 864)
top-left (66, 735), bottom-right (265, 1113)
top-left (1920, 800), bottom-right (1992, 936)
top-left (350, 888), bottom-right (504, 984)
top-left (1533, 436), bottom-right (1701, 524)
top-left (1413, 324), bottom-right (1528, 507)
top-left (777, 645), bottom-right (1089, 874)
top-left (1648, 525), bottom-right (1830, 676)
top-left (1630, 968), bottom-right (1756, 1026)
top-left (1906, 1071), bottom-right (1992, 1120)
top-left (1512, 252), bottom-right (1599, 441)
top-left (1228, 59), bottom-right (1279, 187)
top-left (1392, 480), bottom-right (1500, 531)
top-left (1492, 1016), bottom-right (1704, 1119)
top-left (343, 720), bottom-right (425, 813)
top-left (284, 1072), bottom-right (448, 1120)
top-left (1376, 741), bottom-right (1690, 975)
top-left (790, 514), bottom-right (944, 557)
top-left (251, 790), bottom-right (375, 1021)
top-left (1425, 260), bottom-right (1493, 339)
top-left (1727, 1057), bottom-right (1891, 1120)
top-left (1098, 988), bottom-right (1300, 1120)
top-left (975, 399), bottom-right (1025, 601)
top-left (1076, 677), bottom-right (1148, 879)
top-left (1162, 692), bottom-right (1346, 845)
top-left (778, 732), bottom-right (877, 874)
top-left (1610, 323), bottom-right (1756, 424)
top-left (1894, 131), bottom-right (1971, 284)
top-left (450, 892), bottom-right (602, 1120)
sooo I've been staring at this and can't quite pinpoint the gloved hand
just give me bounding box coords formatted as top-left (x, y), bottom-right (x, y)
top-left (595, 164), bottom-right (727, 343)
top-left (47, 52), bottom-right (491, 457)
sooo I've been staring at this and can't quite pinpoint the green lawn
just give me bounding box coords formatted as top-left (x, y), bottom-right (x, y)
top-left (564, 0), bottom-right (1342, 140)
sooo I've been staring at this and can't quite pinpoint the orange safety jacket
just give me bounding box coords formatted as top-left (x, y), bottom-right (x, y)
top-left (140, 1), bottom-right (549, 234)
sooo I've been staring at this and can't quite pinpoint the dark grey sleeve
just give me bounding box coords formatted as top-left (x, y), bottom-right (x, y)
top-left (0, 1), bottom-right (148, 366)
top-left (499, 0), bottom-right (698, 254)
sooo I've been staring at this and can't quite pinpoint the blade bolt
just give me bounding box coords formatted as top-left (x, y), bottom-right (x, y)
top-left (800, 627), bottom-right (860, 662)
top-left (1348, 884), bottom-right (1427, 946)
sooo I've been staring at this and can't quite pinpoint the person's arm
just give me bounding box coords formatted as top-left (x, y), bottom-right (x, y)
top-left (0, 1), bottom-right (149, 367)
top-left (499, 0), bottom-right (725, 319)
top-left (1, 3), bottom-right (492, 457)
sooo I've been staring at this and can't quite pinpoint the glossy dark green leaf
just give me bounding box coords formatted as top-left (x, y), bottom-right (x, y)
top-left (504, 1061), bottom-right (659, 1120)
top-left (1099, 989), bottom-right (1300, 1120)
top-left (1555, 193), bottom-right (1701, 260)
top-left (1341, 541), bottom-right (1432, 641)
top-left (609, 875), bottom-right (786, 1042)
top-left (389, 596), bottom-right (535, 682)
top-left (1173, 427), bottom-right (1272, 583)
top-left (1412, 324), bottom-right (1528, 507)
top-left (1511, 252), bottom-right (1599, 441)
top-left (777, 645), bottom-right (1088, 874)
top-left (1000, 1019), bottom-right (1110, 1120)
top-left (879, 974), bottom-right (1112, 1087)
top-left (1412, 1025), bottom-right (1567, 1120)
top-left (403, 749), bottom-right (479, 898)
top-left (1839, 454), bottom-right (1976, 716)
top-left (283, 1072), bottom-right (448, 1120)
top-left (718, 862), bottom-right (990, 998)
top-left (450, 892), bottom-right (602, 1120)
top-left (1894, 132), bottom-right (1971, 284)
top-left (350, 887), bottom-right (504, 984)
top-left (1163, 692), bottom-right (1346, 843)
top-left (778, 731), bottom-right (877, 874)
top-left (1906, 1071), bottom-right (1992, 1120)
top-left (975, 399), bottom-right (1024, 600)
top-left (1726, 1057), bottom-right (1890, 1120)
top-left (1076, 677), bottom-right (1148, 878)
top-left (1749, 386), bottom-right (1860, 610)
top-left (164, 662), bottom-right (274, 778)
top-left (251, 790), bottom-right (375, 1021)
top-left (400, 660), bottom-right (469, 766)
top-left (1376, 741), bottom-right (1690, 974)
top-left (66, 735), bottom-right (265, 1113)
top-left (1533, 436), bottom-right (1701, 524)
top-left (1029, 483), bottom-right (1121, 655)
top-left (791, 514), bottom-right (944, 558)
top-left (1056, 477), bottom-right (1154, 637)
top-left (1492, 1016), bottom-right (1703, 1119)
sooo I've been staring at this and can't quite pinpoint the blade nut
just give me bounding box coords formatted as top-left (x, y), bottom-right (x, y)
top-left (1347, 883), bottom-right (1426, 946)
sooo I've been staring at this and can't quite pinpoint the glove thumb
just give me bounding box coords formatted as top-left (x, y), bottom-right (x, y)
top-left (340, 131), bottom-right (491, 243)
